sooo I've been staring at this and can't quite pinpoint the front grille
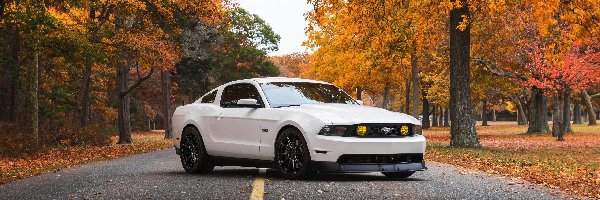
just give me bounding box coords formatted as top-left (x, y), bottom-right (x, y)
top-left (349, 123), bottom-right (413, 137)
top-left (338, 154), bottom-right (424, 164)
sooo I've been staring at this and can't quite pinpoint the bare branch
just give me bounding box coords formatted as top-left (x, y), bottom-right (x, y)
top-left (591, 93), bottom-right (600, 98)
top-left (120, 67), bottom-right (155, 96)
top-left (470, 57), bottom-right (528, 81)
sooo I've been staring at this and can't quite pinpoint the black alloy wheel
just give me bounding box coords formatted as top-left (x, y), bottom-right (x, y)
top-left (275, 128), bottom-right (312, 179)
top-left (180, 127), bottom-right (214, 174)
top-left (382, 171), bottom-right (415, 179)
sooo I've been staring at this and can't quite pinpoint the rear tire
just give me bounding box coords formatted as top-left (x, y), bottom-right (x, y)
top-left (180, 127), bottom-right (214, 174)
top-left (382, 171), bottom-right (414, 179)
top-left (275, 128), bottom-right (312, 179)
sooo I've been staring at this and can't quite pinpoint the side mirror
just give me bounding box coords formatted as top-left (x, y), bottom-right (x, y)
top-left (237, 99), bottom-right (261, 108)
top-left (356, 100), bottom-right (364, 105)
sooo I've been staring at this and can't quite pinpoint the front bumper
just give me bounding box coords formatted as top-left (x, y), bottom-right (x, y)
top-left (312, 160), bottom-right (426, 172)
top-left (306, 134), bottom-right (427, 172)
top-left (308, 134), bottom-right (426, 161)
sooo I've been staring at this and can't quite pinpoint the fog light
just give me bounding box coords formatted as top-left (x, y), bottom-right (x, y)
top-left (357, 125), bottom-right (367, 136)
top-left (400, 126), bottom-right (409, 136)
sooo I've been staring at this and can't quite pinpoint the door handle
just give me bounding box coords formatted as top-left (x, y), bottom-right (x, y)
top-left (214, 113), bottom-right (223, 120)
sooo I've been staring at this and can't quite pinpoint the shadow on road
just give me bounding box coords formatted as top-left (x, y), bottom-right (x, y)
top-left (264, 169), bottom-right (427, 182)
top-left (156, 167), bottom-right (427, 182)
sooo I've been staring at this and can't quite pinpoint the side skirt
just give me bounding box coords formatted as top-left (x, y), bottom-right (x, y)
top-left (209, 156), bottom-right (275, 169)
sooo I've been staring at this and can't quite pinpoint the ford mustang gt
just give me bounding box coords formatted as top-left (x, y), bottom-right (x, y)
top-left (172, 77), bottom-right (426, 179)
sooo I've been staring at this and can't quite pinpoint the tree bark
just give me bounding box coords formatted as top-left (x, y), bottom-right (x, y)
top-left (444, 107), bottom-right (450, 126)
top-left (573, 104), bottom-right (582, 124)
top-left (562, 89), bottom-right (572, 132)
top-left (80, 63), bottom-right (93, 129)
top-left (527, 88), bottom-right (549, 133)
top-left (482, 99), bottom-right (489, 126)
top-left (422, 95), bottom-right (430, 129)
top-left (582, 90), bottom-right (597, 125)
top-left (117, 63), bottom-right (132, 144)
top-left (161, 70), bottom-right (172, 139)
top-left (8, 30), bottom-right (20, 121)
top-left (411, 49), bottom-right (420, 118)
top-left (513, 96), bottom-right (528, 125)
top-left (382, 81), bottom-right (391, 110)
top-left (438, 106), bottom-right (443, 127)
top-left (405, 80), bottom-right (411, 115)
top-left (17, 50), bottom-right (39, 146)
top-left (449, 0), bottom-right (480, 147)
top-left (432, 105), bottom-right (439, 127)
top-left (552, 94), bottom-right (565, 141)
top-left (356, 87), bottom-right (362, 101)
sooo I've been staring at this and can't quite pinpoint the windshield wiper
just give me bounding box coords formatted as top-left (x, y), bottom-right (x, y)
top-left (274, 104), bottom-right (302, 108)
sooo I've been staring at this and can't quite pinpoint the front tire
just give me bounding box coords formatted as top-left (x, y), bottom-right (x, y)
top-left (382, 171), bottom-right (415, 179)
top-left (180, 127), bottom-right (214, 174)
top-left (275, 128), bottom-right (312, 179)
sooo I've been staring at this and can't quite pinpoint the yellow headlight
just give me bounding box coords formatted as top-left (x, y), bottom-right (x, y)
top-left (357, 125), bottom-right (367, 136)
top-left (400, 126), bottom-right (409, 136)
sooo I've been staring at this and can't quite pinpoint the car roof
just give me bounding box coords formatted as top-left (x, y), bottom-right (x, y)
top-left (248, 77), bottom-right (332, 85)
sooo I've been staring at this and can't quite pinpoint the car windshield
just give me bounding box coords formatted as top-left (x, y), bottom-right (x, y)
top-left (260, 82), bottom-right (357, 108)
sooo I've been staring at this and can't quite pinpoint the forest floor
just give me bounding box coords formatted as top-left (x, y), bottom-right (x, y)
top-left (0, 131), bottom-right (172, 185)
top-left (425, 121), bottom-right (600, 199)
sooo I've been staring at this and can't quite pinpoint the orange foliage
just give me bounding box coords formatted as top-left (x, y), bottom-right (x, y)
top-left (0, 131), bottom-right (171, 185)
top-left (426, 122), bottom-right (600, 199)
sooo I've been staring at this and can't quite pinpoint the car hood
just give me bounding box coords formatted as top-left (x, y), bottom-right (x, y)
top-left (280, 103), bottom-right (420, 125)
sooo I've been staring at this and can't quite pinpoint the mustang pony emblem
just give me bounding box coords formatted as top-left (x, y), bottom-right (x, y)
top-left (380, 127), bottom-right (394, 135)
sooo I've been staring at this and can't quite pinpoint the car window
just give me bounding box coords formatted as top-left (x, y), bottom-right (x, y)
top-left (200, 90), bottom-right (217, 103)
top-left (220, 83), bottom-right (264, 108)
top-left (260, 82), bottom-right (356, 108)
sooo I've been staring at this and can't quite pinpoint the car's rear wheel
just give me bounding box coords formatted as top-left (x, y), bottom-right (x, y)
top-left (382, 171), bottom-right (415, 179)
top-left (275, 128), bottom-right (311, 179)
top-left (180, 127), bottom-right (214, 174)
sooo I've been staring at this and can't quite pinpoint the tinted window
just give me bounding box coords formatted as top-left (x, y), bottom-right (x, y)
top-left (260, 82), bottom-right (356, 108)
top-left (200, 90), bottom-right (217, 103)
top-left (220, 83), bottom-right (264, 108)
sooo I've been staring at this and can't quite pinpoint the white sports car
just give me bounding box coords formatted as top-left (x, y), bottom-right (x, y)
top-left (172, 77), bottom-right (426, 179)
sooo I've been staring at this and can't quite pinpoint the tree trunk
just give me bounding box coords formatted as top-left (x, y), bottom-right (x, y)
top-left (562, 89), bottom-right (572, 132)
top-left (449, 0), bottom-right (480, 147)
top-left (404, 80), bottom-right (411, 115)
top-left (356, 87), bottom-right (362, 101)
top-left (80, 63), bottom-right (93, 129)
top-left (17, 50), bottom-right (39, 146)
top-left (411, 49), bottom-right (420, 118)
top-left (422, 95), bottom-right (430, 129)
top-left (8, 31), bottom-right (20, 121)
top-left (382, 81), bottom-right (391, 110)
top-left (161, 70), bottom-right (172, 139)
top-left (117, 63), bottom-right (132, 144)
top-left (573, 104), bottom-right (582, 124)
top-left (552, 94), bottom-right (565, 141)
top-left (482, 99), bottom-right (489, 126)
top-left (514, 96), bottom-right (528, 125)
top-left (444, 107), bottom-right (450, 126)
top-left (492, 109), bottom-right (496, 122)
top-left (432, 105), bottom-right (439, 127)
top-left (582, 90), bottom-right (597, 125)
top-left (438, 106), bottom-right (443, 127)
top-left (527, 88), bottom-right (549, 133)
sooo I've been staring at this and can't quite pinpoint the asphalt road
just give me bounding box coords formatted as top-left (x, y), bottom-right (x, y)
top-left (0, 149), bottom-right (574, 200)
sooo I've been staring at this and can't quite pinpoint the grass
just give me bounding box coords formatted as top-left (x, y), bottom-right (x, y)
top-left (0, 131), bottom-right (172, 185)
top-left (425, 122), bottom-right (600, 199)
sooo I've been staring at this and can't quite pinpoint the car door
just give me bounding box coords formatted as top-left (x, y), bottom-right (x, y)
top-left (208, 83), bottom-right (264, 159)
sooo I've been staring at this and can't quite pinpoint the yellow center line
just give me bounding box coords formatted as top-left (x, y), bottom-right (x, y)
top-left (250, 168), bottom-right (267, 200)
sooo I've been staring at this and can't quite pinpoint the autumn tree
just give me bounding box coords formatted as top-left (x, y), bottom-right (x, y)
top-left (448, 0), bottom-right (480, 147)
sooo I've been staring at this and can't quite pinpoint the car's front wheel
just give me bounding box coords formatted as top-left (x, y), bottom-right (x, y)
top-left (382, 171), bottom-right (415, 179)
top-left (180, 127), bottom-right (214, 174)
top-left (275, 128), bottom-right (312, 179)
